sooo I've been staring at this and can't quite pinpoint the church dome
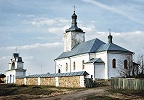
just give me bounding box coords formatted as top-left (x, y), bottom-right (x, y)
top-left (65, 11), bottom-right (83, 33)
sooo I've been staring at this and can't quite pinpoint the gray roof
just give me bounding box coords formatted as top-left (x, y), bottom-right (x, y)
top-left (55, 38), bottom-right (105, 60)
top-left (85, 58), bottom-right (104, 64)
top-left (97, 43), bottom-right (133, 53)
top-left (16, 71), bottom-right (89, 78)
top-left (65, 11), bottom-right (83, 33)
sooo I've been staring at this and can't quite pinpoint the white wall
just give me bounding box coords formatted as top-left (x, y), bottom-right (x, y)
top-left (96, 51), bottom-right (108, 79)
top-left (84, 63), bottom-right (94, 78)
top-left (6, 70), bottom-right (16, 83)
top-left (55, 54), bottom-right (90, 73)
top-left (70, 54), bottom-right (89, 72)
top-left (55, 58), bottom-right (70, 73)
top-left (107, 52), bottom-right (132, 78)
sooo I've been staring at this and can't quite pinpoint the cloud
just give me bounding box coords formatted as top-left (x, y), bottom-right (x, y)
top-left (26, 17), bottom-right (97, 35)
top-left (81, 0), bottom-right (144, 25)
top-left (86, 31), bottom-right (144, 55)
top-left (0, 42), bottom-right (63, 51)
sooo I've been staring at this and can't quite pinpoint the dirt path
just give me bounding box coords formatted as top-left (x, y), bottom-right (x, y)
top-left (33, 86), bottom-right (109, 100)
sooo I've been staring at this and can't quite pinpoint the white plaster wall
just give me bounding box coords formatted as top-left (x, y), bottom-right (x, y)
top-left (24, 78), bottom-right (27, 85)
top-left (55, 58), bottom-right (70, 73)
top-left (96, 51), bottom-right (108, 79)
top-left (6, 70), bottom-right (16, 83)
top-left (84, 63), bottom-right (94, 78)
top-left (70, 54), bottom-right (89, 72)
top-left (80, 76), bottom-right (85, 87)
top-left (64, 32), bottom-right (85, 52)
top-left (64, 32), bottom-right (71, 52)
top-left (38, 77), bottom-right (40, 85)
top-left (107, 52), bottom-right (132, 78)
top-left (9, 63), bottom-right (11, 70)
top-left (89, 53), bottom-right (96, 60)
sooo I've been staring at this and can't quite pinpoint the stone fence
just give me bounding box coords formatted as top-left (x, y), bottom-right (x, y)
top-left (111, 78), bottom-right (144, 90)
top-left (16, 71), bottom-right (93, 88)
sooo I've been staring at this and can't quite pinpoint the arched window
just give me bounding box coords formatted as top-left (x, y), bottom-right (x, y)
top-left (112, 59), bottom-right (116, 68)
top-left (66, 63), bottom-right (68, 71)
top-left (124, 60), bottom-right (128, 69)
top-left (58, 69), bottom-right (61, 73)
top-left (73, 62), bottom-right (76, 70)
top-left (82, 60), bottom-right (85, 69)
top-left (12, 62), bottom-right (15, 69)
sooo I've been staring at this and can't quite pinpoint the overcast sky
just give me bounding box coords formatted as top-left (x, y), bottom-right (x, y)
top-left (0, 0), bottom-right (144, 75)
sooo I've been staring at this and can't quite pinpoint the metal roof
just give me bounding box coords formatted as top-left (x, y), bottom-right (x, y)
top-left (16, 71), bottom-right (89, 78)
top-left (55, 38), bottom-right (105, 60)
top-left (97, 43), bottom-right (133, 53)
top-left (85, 58), bottom-right (104, 64)
top-left (65, 11), bottom-right (83, 33)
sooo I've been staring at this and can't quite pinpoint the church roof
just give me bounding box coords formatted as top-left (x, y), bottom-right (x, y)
top-left (17, 71), bottom-right (89, 78)
top-left (55, 38), bottom-right (105, 60)
top-left (85, 58), bottom-right (104, 64)
top-left (56, 38), bottom-right (133, 60)
top-left (97, 43), bottom-right (133, 53)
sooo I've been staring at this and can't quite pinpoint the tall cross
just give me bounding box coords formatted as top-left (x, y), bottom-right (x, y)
top-left (73, 5), bottom-right (76, 12)
top-left (15, 47), bottom-right (17, 53)
top-left (109, 28), bottom-right (111, 35)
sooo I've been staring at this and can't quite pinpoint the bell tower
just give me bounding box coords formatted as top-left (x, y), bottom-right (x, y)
top-left (64, 10), bottom-right (85, 52)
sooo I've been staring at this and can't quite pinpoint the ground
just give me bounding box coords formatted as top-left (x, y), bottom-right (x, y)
top-left (0, 83), bottom-right (144, 100)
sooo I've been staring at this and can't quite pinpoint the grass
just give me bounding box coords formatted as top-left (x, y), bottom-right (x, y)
top-left (0, 84), bottom-right (80, 96)
top-left (108, 89), bottom-right (144, 97)
top-left (86, 95), bottom-right (122, 100)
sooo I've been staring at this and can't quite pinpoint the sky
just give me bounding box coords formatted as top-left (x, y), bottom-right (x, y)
top-left (0, 0), bottom-right (144, 75)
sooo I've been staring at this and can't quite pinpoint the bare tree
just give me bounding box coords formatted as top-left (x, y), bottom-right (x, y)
top-left (117, 56), bottom-right (139, 78)
top-left (135, 54), bottom-right (144, 75)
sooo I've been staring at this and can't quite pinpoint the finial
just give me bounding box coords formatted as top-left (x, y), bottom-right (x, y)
top-left (73, 5), bottom-right (76, 13)
top-left (108, 29), bottom-right (113, 43)
top-left (109, 28), bottom-right (111, 35)
top-left (15, 47), bottom-right (17, 53)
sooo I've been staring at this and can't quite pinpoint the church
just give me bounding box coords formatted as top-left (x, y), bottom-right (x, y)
top-left (5, 53), bottom-right (26, 83)
top-left (55, 11), bottom-right (133, 79)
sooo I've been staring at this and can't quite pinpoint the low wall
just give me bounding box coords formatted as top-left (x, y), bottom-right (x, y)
top-left (27, 78), bottom-right (38, 85)
top-left (111, 78), bottom-right (144, 90)
top-left (40, 77), bottom-right (55, 86)
top-left (59, 76), bottom-right (80, 87)
top-left (16, 76), bottom-right (86, 88)
top-left (16, 78), bottom-right (24, 85)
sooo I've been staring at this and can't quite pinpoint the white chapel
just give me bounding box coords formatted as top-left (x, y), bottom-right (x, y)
top-left (6, 53), bottom-right (26, 83)
top-left (55, 11), bottom-right (133, 79)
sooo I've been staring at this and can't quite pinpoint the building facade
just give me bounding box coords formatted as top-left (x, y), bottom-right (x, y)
top-left (5, 53), bottom-right (26, 83)
top-left (55, 11), bottom-right (133, 79)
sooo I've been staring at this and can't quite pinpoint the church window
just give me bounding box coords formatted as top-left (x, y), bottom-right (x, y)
top-left (66, 63), bottom-right (68, 71)
top-left (82, 60), bottom-right (85, 69)
top-left (58, 69), bottom-right (61, 73)
top-left (12, 62), bottom-right (15, 69)
top-left (112, 59), bottom-right (116, 68)
top-left (124, 60), bottom-right (128, 69)
top-left (73, 62), bottom-right (76, 70)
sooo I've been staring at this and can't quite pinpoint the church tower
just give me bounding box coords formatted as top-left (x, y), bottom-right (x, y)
top-left (6, 52), bottom-right (26, 83)
top-left (64, 10), bottom-right (85, 52)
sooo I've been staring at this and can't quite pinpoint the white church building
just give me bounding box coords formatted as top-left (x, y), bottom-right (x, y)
top-left (55, 11), bottom-right (133, 79)
top-left (6, 53), bottom-right (26, 83)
